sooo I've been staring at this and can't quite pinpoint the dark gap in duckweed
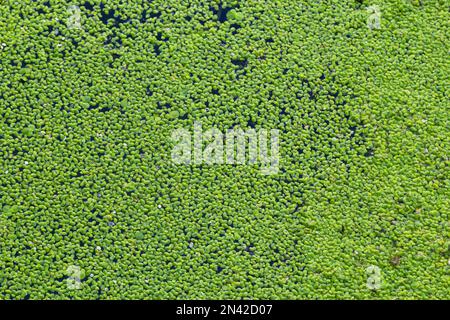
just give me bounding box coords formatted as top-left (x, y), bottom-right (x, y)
top-left (69, 38), bottom-right (79, 48)
top-left (231, 58), bottom-right (247, 69)
top-left (364, 148), bottom-right (375, 157)
top-left (100, 8), bottom-right (116, 25)
top-left (328, 90), bottom-right (339, 99)
top-left (156, 32), bottom-right (168, 42)
top-left (349, 125), bottom-right (357, 138)
top-left (245, 245), bottom-right (255, 256)
top-left (140, 9), bottom-right (148, 23)
top-left (153, 43), bottom-right (161, 56)
top-left (247, 119), bottom-right (256, 129)
top-left (149, 11), bottom-right (162, 19)
top-left (100, 7), bottom-right (132, 26)
top-left (230, 23), bottom-right (241, 34)
top-left (87, 103), bottom-right (99, 110)
top-left (104, 32), bottom-right (123, 48)
top-left (82, 1), bottom-right (94, 11)
top-left (213, 4), bottom-right (234, 23)
top-left (209, 5), bottom-right (218, 16)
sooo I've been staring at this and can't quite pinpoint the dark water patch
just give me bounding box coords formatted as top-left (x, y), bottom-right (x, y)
top-left (230, 23), bottom-right (241, 34)
top-left (100, 7), bottom-right (131, 26)
top-left (231, 58), bottom-right (248, 69)
top-left (214, 4), bottom-right (234, 23)
top-left (82, 1), bottom-right (94, 11)
top-left (153, 43), bottom-right (161, 56)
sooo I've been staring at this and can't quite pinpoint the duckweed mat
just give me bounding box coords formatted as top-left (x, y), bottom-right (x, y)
top-left (0, 0), bottom-right (449, 299)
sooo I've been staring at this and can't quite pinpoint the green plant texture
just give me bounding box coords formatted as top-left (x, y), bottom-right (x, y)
top-left (0, 0), bottom-right (449, 299)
